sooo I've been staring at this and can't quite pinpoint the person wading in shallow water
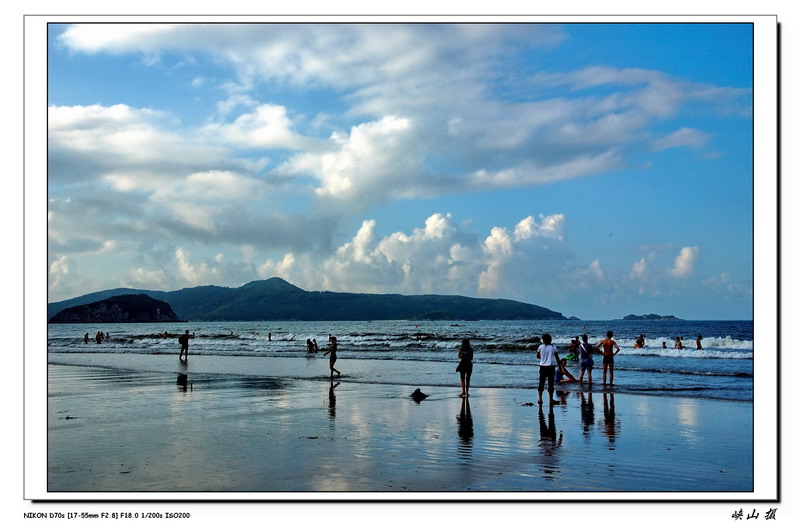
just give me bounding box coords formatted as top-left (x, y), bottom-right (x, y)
top-left (323, 336), bottom-right (341, 378)
top-left (178, 330), bottom-right (195, 362)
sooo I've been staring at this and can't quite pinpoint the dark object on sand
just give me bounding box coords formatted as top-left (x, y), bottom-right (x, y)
top-left (411, 388), bottom-right (428, 403)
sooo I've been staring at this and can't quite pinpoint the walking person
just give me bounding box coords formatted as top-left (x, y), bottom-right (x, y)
top-left (596, 330), bottom-right (620, 385)
top-left (323, 336), bottom-right (341, 378)
top-left (536, 333), bottom-right (561, 405)
top-left (456, 339), bottom-right (474, 398)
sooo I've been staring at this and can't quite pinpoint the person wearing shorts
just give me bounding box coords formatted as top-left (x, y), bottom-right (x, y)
top-left (456, 339), bottom-right (474, 397)
top-left (578, 334), bottom-right (594, 385)
top-left (536, 333), bottom-right (561, 404)
top-left (595, 330), bottom-right (620, 385)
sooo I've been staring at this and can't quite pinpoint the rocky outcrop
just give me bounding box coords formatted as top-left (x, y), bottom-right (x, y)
top-left (48, 294), bottom-right (180, 323)
top-left (622, 313), bottom-right (680, 321)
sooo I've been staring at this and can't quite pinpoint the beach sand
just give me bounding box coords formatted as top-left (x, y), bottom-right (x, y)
top-left (47, 364), bottom-right (753, 496)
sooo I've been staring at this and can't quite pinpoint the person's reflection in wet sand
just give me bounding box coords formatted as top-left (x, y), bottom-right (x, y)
top-left (176, 373), bottom-right (192, 392)
top-left (538, 401), bottom-right (562, 480)
top-left (456, 397), bottom-right (474, 460)
top-left (602, 391), bottom-right (620, 448)
top-left (328, 380), bottom-right (340, 420)
top-left (579, 391), bottom-right (595, 439)
top-left (555, 389), bottom-right (570, 407)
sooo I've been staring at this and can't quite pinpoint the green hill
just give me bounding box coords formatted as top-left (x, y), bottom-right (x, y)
top-left (48, 277), bottom-right (566, 322)
top-left (48, 294), bottom-right (180, 323)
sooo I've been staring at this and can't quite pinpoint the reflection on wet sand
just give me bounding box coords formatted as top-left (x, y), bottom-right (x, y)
top-left (602, 392), bottom-right (620, 448)
top-left (328, 381), bottom-right (340, 420)
top-left (456, 397), bottom-right (473, 460)
top-left (176, 373), bottom-right (191, 392)
top-left (579, 391), bottom-right (594, 439)
top-left (538, 402), bottom-right (562, 480)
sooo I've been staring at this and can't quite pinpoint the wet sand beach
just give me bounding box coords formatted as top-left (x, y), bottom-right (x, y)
top-left (47, 364), bottom-right (753, 496)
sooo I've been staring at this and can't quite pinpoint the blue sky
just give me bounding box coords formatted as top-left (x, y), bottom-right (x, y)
top-left (46, 22), bottom-right (754, 319)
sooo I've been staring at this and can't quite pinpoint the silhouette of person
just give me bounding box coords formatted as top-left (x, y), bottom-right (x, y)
top-left (178, 330), bottom-right (194, 361)
top-left (456, 339), bottom-right (474, 397)
top-left (323, 336), bottom-right (341, 378)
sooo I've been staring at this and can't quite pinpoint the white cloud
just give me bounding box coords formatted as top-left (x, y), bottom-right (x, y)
top-left (631, 257), bottom-right (649, 278)
top-left (202, 104), bottom-right (324, 151)
top-left (254, 212), bottom-right (576, 301)
top-left (653, 127), bottom-right (711, 151)
top-left (669, 246), bottom-right (700, 278)
top-left (279, 115), bottom-right (423, 207)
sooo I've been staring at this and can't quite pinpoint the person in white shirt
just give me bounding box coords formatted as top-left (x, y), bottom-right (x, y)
top-left (536, 333), bottom-right (561, 404)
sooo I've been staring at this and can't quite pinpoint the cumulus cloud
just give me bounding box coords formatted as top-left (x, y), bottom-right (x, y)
top-left (46, 24), bottom-right (752, 317)
top-left (669, 246), bottom-right (700, 278)
top-left (53, 24), bottom-right (751, 202)
top-left (251, 212), bottom-right (575, 303)
top-left (279, 115), bottom-right (423, 205)
top-left (201, 103), bottom-right (325, 151)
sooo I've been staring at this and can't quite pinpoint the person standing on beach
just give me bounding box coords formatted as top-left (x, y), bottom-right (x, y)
top-left (456, 339), bottom-right (474, 397)
top-left (596, 330), bottom-right (620, 385)
top-left (323, 336), bottom-right (341, 378)
top-left (178, 330), bottom-right (194, 362)
top-left (578, 334), bottom-right (594, 385)
top-left (536, 333), bottom-right (561, 404)
top-left (696, 335), bottom-right (703, 350)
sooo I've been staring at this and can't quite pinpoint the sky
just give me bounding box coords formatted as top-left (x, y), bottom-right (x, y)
top-left (46, 22), bottom-right (755, 320)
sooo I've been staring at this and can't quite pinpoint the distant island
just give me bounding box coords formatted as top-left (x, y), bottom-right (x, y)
top-left (48, 294), bottom-right (180, 323)
top-left (48, 277), bottom-right (567, 322)
top-left (621, 313), bottom-right (681, 321)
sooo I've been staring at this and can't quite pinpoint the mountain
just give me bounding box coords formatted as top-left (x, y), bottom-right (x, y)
top-left (48, 294), bottom-right (180, 323)
top-left (47, 277), bottom-right (567, 322)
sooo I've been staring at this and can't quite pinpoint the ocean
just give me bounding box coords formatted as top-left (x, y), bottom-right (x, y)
top-left (47, 319), bottom-right (753, 402)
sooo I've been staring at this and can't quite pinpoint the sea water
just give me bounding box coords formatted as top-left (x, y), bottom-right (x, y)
top-left (46, 320), bottom-right (753, 402)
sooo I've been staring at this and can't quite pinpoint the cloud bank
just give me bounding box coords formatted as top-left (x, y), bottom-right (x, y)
top-left (46, 23), bottom-right (753, 318)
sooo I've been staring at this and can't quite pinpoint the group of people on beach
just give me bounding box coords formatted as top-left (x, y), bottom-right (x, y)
top-left (169, 330), bottom-right (342, 378)
top-left (456, 331), bottom-right (622, 405)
